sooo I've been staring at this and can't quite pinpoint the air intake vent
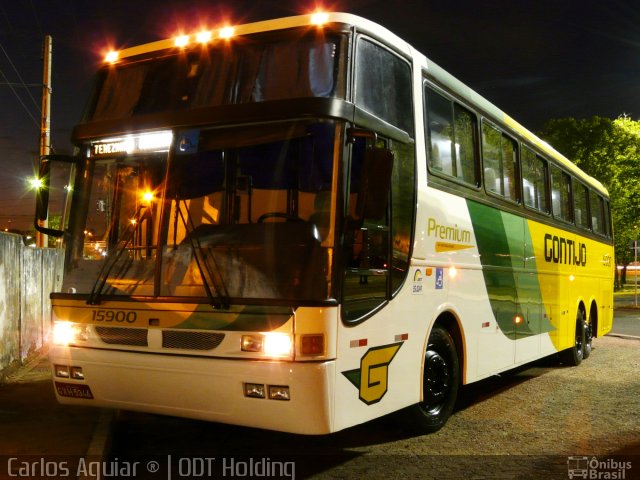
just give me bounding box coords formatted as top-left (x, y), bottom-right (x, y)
top-left (95, 326), bottom-right (148, 346)
top-left (162, 330), bottom-right (225, 350)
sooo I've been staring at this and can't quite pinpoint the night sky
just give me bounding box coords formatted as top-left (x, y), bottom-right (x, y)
top-left (1, 0), bottom-right (639, 230)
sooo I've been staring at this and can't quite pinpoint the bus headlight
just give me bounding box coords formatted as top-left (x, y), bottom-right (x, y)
top-left (241, 334), bottom-right (264, 353)
top-left (52, 322), bottom-right (88, 346)
top-left (263, 333), bottom-right (293, 357)
top-left (241, 333), bottom-right (293, 358)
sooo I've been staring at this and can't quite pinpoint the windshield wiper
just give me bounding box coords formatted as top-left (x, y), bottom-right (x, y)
top-left (175, 200), bottom-right (230, 310)
top-left (87, 205), bottom-right (147, 305)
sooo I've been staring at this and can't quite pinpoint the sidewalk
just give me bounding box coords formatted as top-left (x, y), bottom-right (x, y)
top-left (612, 293), bottom-right (640, 339)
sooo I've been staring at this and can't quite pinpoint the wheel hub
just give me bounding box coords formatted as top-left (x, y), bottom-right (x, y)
top-left (423, 350), bottom-right (450, 413)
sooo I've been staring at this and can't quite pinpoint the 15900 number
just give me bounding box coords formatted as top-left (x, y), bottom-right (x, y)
top-left (91, 309), bottom-right (137, 323)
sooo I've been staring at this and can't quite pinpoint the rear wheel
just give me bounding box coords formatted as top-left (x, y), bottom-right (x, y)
top-left (583, 317), bottom-right (593, 360)
top-left (560, 309), bottom-right (586, 366)
top-left (403, 324), bottom-right (460, 433)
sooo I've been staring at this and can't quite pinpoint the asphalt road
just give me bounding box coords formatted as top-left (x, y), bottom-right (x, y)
top-left (1, 303), bottom-right (637, 480)
top-left (104, 338), bottom-right (639, 480)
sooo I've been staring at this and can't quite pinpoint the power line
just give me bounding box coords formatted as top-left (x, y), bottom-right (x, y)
top-left (0, 65), bottom-right (40, 128)
top-left (0, 81), bottom-right (42, 87)
top-left (0, 40), bottom-right (41, 115)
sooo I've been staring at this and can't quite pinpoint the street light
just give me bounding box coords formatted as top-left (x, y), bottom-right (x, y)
top-left (29, 177), bottom-right (43, 190)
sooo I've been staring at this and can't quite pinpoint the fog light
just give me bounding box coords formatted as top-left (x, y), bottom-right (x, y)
top-left (301, 334), bottom-right (324, 355)
top-left (54, 365), bottom-right (70, 378)
top-left (244, 383), bottom-right (265, 399)
top-left (70, 366), bottom-right (84, 380)
top-left (268, 385), bottom-right (290, 401)
top-left (241, 335), bottom-right (264, 353)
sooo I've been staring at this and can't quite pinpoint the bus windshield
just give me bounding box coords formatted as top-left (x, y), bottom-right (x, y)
top-left (90, 31), bottom-right (346, 122)
top-left (65, 120), bottom-right (339, 305)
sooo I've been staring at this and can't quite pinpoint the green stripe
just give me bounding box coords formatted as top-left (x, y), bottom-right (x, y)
top-left (174, 305), bottom-right (292, 331)
top-left (467, 200), bottom-right (553, 338)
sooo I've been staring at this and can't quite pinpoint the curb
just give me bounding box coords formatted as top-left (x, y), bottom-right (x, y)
top-left (608, 333), bottom-right (640, 341)
top-left (1, 350), bottom-right (49, 384)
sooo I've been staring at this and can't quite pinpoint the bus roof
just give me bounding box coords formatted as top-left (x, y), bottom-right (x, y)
top-left (105, 11), bottom-right (607, 196)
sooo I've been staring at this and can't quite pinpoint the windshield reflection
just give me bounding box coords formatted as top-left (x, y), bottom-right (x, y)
top-left (66, 120), bottom-right (339, 305)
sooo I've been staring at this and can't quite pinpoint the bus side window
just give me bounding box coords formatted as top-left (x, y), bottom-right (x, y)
top-left (574, 181), bottom-right (589, 230)
top-left (425, 85), bottom-right (478, 186)
top-left (604, 200), bottom-right (612, 238)
top-left (590, 192), bottom-right (606, 235)
top-left (550, 165), bottom-right (572, 223)
top-left (521, 147), bottom-right (548, 213)
top-left (481, 122), bottom-right (518, 201)
top-left (355, 38), bottom-right (414, 136)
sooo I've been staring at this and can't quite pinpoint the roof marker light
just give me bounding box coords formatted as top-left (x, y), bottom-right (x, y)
top-left (219, 26), bottom-right (235, 39)
top-left (105, 51), bottom-right (119, 63)
top-left (311, 12), bottom-right (330, 26)
top-left (196, 30), bottom-right (212, 43)
top-left (174, 35), bottom-right (190, 48)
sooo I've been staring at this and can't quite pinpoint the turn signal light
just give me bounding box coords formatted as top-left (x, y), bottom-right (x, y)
top-left (301, 334), bottom-right (324, 355)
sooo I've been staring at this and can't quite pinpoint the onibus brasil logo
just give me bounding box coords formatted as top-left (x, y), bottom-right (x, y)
top-left (567, 456), bottom-right (632, 479)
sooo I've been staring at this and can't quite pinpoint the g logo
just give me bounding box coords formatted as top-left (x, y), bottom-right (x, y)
top-left (342, 342), bottom-right (403, 405)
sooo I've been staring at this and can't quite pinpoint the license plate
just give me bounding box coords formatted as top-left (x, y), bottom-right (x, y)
top-left (55, 382), bottom-right (94, 399)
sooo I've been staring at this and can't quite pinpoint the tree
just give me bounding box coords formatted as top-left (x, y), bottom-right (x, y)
top-left (540, 115), bottom-right (640, 286)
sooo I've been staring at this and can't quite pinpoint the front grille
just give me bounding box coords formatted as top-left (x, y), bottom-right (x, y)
top-left (95, 326), bottom-right (148, 346)
top-left (162, 330), bottom-right (225, 350)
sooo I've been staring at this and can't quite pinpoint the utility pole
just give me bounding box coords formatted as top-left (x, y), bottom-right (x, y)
top-left (634, 239), bottom-right (638, 307)
top-left (36, 35), bottom-right (52, 247)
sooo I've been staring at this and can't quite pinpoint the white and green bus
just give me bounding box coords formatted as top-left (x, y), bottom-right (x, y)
top-left (39, 12), bottom-right (614, 434)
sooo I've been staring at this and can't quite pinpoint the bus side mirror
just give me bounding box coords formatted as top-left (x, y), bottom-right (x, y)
top-left (354, 147), bottom-right (394, 221)
top-left (35, 159), bottom-right (51, 223)
top-left (34, 154), bottom-right (78, 238)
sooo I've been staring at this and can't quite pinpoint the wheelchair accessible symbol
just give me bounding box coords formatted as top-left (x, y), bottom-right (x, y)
top-left (435, 268), bottom-right (444, 290)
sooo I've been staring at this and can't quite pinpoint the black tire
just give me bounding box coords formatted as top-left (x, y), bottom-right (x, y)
top-left (583, 316), bottom-right (593, 360)
top-left (403, 324), bottom-right (460, 433)
top-left (560, 310), bottom-right (586, 366)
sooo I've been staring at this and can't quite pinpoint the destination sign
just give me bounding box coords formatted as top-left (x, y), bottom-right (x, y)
top-left (91, 141), bottom-right (130, 157)
top-left (89, 131), bottom-right (173, 158)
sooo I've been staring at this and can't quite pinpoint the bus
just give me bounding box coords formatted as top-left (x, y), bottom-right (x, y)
top-left (38, 12), bottom-right (614, 435)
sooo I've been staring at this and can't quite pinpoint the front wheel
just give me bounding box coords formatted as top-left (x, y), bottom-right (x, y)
top-left (403, 324), bottom-right (460, 433)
